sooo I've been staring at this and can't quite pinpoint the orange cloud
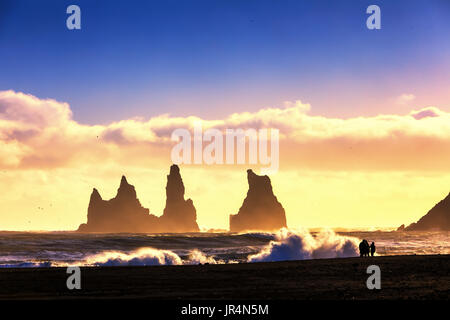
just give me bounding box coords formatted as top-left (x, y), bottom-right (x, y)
top-left (1, 90), bottom-right (450, 230)
top-left (1, 90), bottom-right (450, 172)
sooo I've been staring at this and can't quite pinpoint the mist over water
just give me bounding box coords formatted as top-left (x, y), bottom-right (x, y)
top-left (0, 229), bottom-right (448, 267)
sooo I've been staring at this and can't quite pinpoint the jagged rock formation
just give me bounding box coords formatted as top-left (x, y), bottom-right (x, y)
top-left (398, 192), bottom-right (450, 231)
top-left (77, 176), bottom-right (159, 233)
top-left (159, 165), bottom-right (199, 232)
top-left (230, 169), bottom-right (287, 232)
top-left (77, 165), bottom-right (199, 233)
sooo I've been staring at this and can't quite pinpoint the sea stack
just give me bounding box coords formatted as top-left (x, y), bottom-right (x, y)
top-left (230, 169), bottom-right (287, 232)
top-left (77, 165), bottom-right (199, 233)
top-left (159, 164), bottom-right (199, 232)
top-left (399, 192), bottom-right (450, 231)
top-left (78, 176), bottom-right (159, 232)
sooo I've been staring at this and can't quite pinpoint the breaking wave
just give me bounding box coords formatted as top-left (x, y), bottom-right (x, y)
top-left (0, 229), bottom-right (446, 267)
top-left (185, 249), bottom-right (219, 265)
top-left (248, 228), bottom-right (359, 262)
top-left (85, 248), bottom-right (183, 266)
top-left (85, 228), bottom-right (359, 266)
top-left (83, 247), bottom-right (220, 266)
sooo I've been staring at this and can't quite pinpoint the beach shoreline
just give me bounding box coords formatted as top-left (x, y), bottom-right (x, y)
top-left (0, 254), bottom-right (448, 300)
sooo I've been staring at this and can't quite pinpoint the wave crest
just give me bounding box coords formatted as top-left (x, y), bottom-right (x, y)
top-left (248, 228), bottom-right (359, 262)
top-left (85, 248), bottom-right (183, 266)
top-left (84, 247), bottom-right (219, 266)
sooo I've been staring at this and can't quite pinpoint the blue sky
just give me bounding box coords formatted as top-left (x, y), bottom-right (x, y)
top-left (0, 0), bottom-right (449, 124)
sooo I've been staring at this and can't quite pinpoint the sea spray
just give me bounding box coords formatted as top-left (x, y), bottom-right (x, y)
top-left (85, 247), bottom-right (183, 266)
top-left (83, 247), bottom-right (221, 266)
top-left (0, 230), bottom-right (447, 268)
top-left (185, 249), bottom-right (219, 265)
top-left (248, 228), bottom-right (359, 262)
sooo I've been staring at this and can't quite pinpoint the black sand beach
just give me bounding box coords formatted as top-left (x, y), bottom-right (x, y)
top-left (0, 254), bottom-right (448, 300)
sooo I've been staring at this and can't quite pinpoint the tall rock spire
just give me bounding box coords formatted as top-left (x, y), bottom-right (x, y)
top-left (160, 165), bottom-right (199, 232)
top-left (165, 165), bottom-right (185, 203)
top-left (77, 166), bottom-right (200, 233)
top-left (230, 169), bottom-right (287, 232)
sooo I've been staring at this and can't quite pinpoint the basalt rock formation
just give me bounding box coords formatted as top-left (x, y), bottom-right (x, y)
top-left (77, 165), bottom-right (199, 233)
top-left (159, 165), bottom-right (199, 232)
top-left (230, 169), bottom-right (287, 232)
top-left (77, 176), bottom-right (159, 233)
top-left (398, 192), bottom-right (450, 231)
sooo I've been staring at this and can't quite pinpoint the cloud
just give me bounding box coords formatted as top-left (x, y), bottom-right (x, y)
top-left (1, 90), bottom-right (450, 172)
top-left (396, 93), bottom-right (416, 105)
top-left (248, 228), bottom-right (359, 262)
top-left (410, 107), bottom-right (443, 120)
top-left (0, 90), bottom-right (72, 127)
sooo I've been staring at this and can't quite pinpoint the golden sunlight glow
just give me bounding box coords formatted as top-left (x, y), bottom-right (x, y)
top-left (0, 90), bottom-right (449, 230)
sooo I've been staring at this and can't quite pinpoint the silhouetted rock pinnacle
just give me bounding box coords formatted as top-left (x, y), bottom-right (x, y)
top-left (160, 165), bottom-right (199, 232)
top-left (230, 169), bottom-right (287, 232)
top-left (120, 175), bottom-right (129, 188)
top-left (398, 192), bottom-right (450, 231)
top-left (77, 165), bottom-right (199, 233)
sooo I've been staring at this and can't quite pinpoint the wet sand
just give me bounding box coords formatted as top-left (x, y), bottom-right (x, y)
top-left (0, 254), bottom-right (448, 300)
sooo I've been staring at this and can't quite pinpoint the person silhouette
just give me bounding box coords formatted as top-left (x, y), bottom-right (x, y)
top-left (370, 242), bottom-right (376, 257)
top-left (359, 240), bottom-right (364, 257)
top-left (364, 240), bottom-right (369, 256)
top-left (359, 240), bottom-right (370, 257)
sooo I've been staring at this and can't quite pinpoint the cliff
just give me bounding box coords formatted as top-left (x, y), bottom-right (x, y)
top-left (398, 192), bottom-right (450, 231)
top-left (230, 169), bottom-right (287, 232)
top-left (77, 165), bottom-right (199, 233)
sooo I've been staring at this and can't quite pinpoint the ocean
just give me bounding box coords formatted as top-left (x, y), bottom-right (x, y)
top-left (0, 230), bottom-right (448, 267)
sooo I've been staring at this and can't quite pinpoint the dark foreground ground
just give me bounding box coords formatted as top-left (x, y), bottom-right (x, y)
top-left (0, 255), bottom-right (448, 300)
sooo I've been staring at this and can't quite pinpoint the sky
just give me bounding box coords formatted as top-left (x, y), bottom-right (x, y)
top-left (0, 0), bottom-right (449, 231)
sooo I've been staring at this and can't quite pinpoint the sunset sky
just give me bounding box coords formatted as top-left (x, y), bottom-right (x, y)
top-left (0, 0), bottom-right (449, 230)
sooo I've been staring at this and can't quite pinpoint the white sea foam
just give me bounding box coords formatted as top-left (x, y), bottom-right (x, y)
top-left (84, 248), bottom-right (183, 266)
top-left (248, 228), bottom-right (359, 262)
top-left (83, 247), bottom-right (219, 266)
top-left (0, 230), bottom-right (447, 267)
